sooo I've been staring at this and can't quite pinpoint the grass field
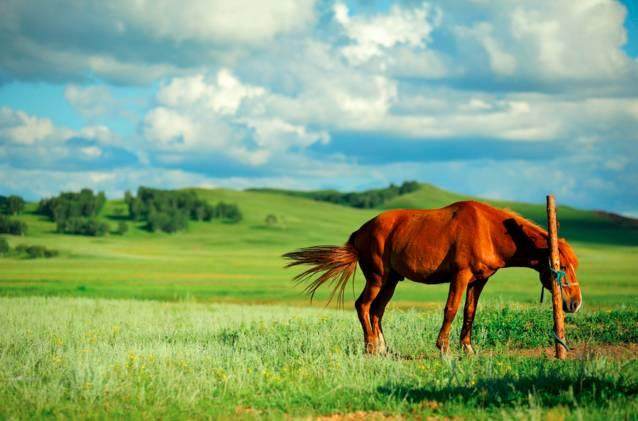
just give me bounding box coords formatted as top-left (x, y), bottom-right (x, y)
top-left (0, 184), bottom-right (637, 418)
top-left (1, 297), bottom-right (637, 419)
top-left (1, 185), bottom-right (637, 307)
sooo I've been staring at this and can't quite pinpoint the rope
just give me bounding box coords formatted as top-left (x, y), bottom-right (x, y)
top-left (549, 267), bottom-right (568, 286)
top-left (554, 331), bottom-right (571, 351)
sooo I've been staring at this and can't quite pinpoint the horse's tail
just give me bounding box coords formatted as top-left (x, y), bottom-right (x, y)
top-left (283, 238), bottom-right (358, 306)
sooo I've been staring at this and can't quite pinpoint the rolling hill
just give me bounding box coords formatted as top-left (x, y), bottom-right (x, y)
top-left (0, 183), bottom-right (636, 307)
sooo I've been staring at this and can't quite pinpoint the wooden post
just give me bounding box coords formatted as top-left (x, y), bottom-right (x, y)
top-left (546, 195), bottom-right (567, 360)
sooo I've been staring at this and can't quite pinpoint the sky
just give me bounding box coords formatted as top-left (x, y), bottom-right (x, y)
top-left (0, 0), bottom-right (637, 214)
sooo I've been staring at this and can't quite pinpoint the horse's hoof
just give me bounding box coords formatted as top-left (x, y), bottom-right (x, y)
top-left (436, 341), bottom-right (450, 356)
top-left (462, 343), bottom-right (475, 356)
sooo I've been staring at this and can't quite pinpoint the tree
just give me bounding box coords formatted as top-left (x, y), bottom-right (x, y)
top-left (56, 217), bottom-right (109, 236)
top-left (116, 221), bottom-right (128, 235)
top-left (0, 237), bottom-right (9, 255)
top-left (0, 195), bottom-right (26, 215)
top-left (0, 216), bottom-right (27, 235)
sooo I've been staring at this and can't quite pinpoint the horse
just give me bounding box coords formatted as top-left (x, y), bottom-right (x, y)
top-left (283, 200), bottom-right (582, 355)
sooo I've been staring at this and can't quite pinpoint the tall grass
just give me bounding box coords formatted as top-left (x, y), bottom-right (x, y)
top-left (1, 297), bottom-right (636, 419)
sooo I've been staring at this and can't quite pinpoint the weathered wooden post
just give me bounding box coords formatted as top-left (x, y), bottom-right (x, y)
top-left (546, 194), bottom-right (567, 359)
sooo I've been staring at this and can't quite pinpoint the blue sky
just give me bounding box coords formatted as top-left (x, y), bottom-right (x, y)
top-left (1, 0), bottom-right (637, 214)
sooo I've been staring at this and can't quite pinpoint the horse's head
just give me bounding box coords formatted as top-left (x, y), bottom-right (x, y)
top-left (539, 239), bottom-right (582, 313)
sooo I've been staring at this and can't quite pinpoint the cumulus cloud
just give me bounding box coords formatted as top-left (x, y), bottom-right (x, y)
top-left (450, 0), bottom-right (638, 91)
top-left (334, 2), bottom-right (441, 64)
top-left (65, 85), bottom-right (116, 119)
top-left (0, 0), bottom-right (637, 213)
top-left (0, 107), bottom-right (59, 144)
top-left (0, 107), bottom-right (136, 170)
top-left (143, 69), bottom-right (329, 166)
top-left (0, 0), bottom-right (318, 84)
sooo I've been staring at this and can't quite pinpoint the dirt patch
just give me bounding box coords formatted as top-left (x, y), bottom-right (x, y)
top-left (311, 411), bottom-right (402, 420)
top-left (309, 410), bottom-right (458, 421)
top-left (514, 343), bottom-right (638, 360)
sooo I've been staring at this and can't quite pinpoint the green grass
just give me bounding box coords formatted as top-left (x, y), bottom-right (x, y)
top-left (1, 296), bottom-right (636, 419)
top-left (1, 185), bottom-right (637, 308)
top-left (1, 184), bottom-right (637, 418)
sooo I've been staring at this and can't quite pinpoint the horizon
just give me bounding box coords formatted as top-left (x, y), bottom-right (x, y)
top-left (10, 181), bottom-right (637, 218)
top-left (1, 0), bottom-right (637, 215)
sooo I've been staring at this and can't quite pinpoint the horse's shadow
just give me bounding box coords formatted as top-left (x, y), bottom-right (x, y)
top-left (376, 372), bottom-right (637, 408)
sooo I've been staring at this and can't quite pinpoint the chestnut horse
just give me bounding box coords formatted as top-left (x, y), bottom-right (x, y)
top-left (284, 200), bottom-right (582, 354)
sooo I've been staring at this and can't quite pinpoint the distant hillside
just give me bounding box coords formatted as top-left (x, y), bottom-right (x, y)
top-left (248, 181), bottom-right (420, 209)
top-left (248, 183), bottom-right (638, 247)
top-left (1, 183), bottom-right (636, 305)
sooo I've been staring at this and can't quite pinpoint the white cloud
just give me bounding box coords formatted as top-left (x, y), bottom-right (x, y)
top-left (334, 2), bottom-right (441, 64)
top-left (142, 108), bottom-right (195, 146)
top-left (0, 107), bottom-right (58, 145)
top-left (1, 0), bottom-right (637, 212)
top-left (0, 0), bottom-right (318, 84)
top-left (156, 70), bottom-right (265, 114)
top-left (65, 85), bottom-right (115, 119)
top-left (456, 23), bottom-right (517, 76)
top-left (452, 0), bottom-right (637, 85)
top-left (121, 0), bottom-right (317, 44)
top-left (144, 69), bottom-right (329, 165)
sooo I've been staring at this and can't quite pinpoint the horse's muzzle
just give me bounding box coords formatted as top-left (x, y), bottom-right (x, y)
top-left (563, 299), bottom-right (581, 313)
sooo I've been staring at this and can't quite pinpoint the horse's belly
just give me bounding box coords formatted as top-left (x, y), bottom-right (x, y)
top-left (391, 245), bottom-right (451, 284)
top-left (404, 269), bottom-right (451, 285)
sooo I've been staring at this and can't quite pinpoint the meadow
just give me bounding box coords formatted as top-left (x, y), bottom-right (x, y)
top-left (0, 184), bottom-right (637, 418)
top-left (1, 297), bottom-right (637, 419)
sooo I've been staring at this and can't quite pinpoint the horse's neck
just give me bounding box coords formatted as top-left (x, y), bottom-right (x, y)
top-left (500, 217), bottom-right (547, 270)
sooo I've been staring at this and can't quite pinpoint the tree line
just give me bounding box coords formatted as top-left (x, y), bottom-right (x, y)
top-left (0, 195), bottom-right (25, 216)
top-left (250, 180), bottom-right (421, 209)
top-left (37, 189), bottom-right (110, 236)
top-left (125, 187), bottom-right (242, 233)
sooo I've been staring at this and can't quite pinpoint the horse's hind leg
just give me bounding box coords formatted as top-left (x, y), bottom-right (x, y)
top-left (370, 274), bottom-right (400, 354)
top-left (355, 270), bottom-right (383, 354)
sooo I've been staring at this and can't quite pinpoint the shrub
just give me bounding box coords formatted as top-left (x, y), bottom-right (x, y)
top-left (116, 221), bottom-right (128, 235)
top-left (0, 215), bottom-right (27, 235)
top-left (14, 244), bottom-right (28, 254)
top-left (0, 237), bottom-right (10, 255)
top-left (216, 202), bottom-right (242, 223)
top-left (13, 244), bottom-right (58, 259)
top-left (44, 248), bottom-right (59, 258)
top-left (265, 214), bottom-right (278, 226)
top-left (147, 209), bottom-right (188, 233)
top-left (25, 245), bottom-right (47, 258)
top-left (57, 217), bottom-right (109, 236)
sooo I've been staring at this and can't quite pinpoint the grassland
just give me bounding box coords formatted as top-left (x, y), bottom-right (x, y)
top-left (1, 296), bottom-right (637, 419)
top-left (0, 185), bottom-right (637, 307)
top-left (0, 184), bottom-right (636, 418)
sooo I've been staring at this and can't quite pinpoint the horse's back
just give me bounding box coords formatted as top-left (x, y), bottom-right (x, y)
top-left (352, 201), bottom-right (498, 283)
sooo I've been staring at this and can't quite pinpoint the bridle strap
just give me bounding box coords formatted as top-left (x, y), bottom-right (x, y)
top-left (540, 261), bottom-right (578, 303)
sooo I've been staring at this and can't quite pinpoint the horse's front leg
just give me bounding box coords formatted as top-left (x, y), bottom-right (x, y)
top-left (436, 270), bottom-right (473, 354)
top-left (460, 278), bottom-right (488, 355)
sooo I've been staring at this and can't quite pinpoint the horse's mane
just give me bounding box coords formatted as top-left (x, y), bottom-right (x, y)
top-left (499, 206), bottom-right (579, 269)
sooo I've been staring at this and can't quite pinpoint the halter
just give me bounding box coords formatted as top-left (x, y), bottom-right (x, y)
top-left (539, 259), bottom-right (578, 303)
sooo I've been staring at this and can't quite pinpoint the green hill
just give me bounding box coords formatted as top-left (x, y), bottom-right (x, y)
top-left (380, 183), bottom-right (638, 246)
top-left (0, 183), bottom-right (636, 307)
